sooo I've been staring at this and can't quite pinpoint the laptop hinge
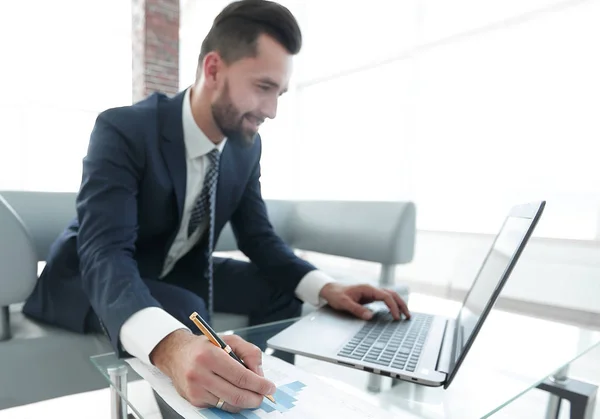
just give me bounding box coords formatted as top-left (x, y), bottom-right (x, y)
top-left (436, 319), bottom-right (455, 375)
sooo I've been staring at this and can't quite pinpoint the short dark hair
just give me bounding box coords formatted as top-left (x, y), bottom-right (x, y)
top-left (197, 0), bottom-right (302, 77)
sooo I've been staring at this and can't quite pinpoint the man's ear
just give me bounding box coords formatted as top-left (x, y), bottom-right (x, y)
top-left (201, 52), bottom-right (224, 89)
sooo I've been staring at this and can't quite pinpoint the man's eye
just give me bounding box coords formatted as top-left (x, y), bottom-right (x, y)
top-left (258, 85), bottom-right (270, 91)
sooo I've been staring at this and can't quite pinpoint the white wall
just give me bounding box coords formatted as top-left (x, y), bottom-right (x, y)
top-left (0, 0), bottom-right (132, 193)
top-left (289, 0), bottom-right (600, 241)
top-left (398, 231), bottom-right (600, 314)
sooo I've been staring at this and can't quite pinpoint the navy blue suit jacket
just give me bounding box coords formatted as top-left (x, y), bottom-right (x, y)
top-left (23, 91), bottom-right (316, 351)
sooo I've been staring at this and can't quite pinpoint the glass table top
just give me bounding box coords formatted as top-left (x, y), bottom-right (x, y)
top-left (90, 294), bottom-right (600, 419)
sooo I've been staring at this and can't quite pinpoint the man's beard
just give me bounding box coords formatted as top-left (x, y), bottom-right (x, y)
top-left (211, 83), bottom-right (258, 146)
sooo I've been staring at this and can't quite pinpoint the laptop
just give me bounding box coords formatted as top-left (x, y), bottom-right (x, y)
top-left (267, 201), bottom-right (546, 389)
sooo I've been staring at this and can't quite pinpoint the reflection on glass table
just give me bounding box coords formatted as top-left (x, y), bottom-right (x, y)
top-left (90, 294), bottom-right (600, 419)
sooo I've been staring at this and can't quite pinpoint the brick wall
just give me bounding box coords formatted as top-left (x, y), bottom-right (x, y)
top-left (132, 0), bottom-right (179, 103)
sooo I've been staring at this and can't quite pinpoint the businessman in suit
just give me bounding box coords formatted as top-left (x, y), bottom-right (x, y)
top-left (23, 0), bottom-right (409, 413)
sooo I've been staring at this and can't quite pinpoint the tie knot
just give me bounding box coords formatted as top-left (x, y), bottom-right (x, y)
top-left (207, 148), bottom-right (220, 165)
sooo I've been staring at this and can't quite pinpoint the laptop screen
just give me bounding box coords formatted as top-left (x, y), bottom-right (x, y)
top-left (452, 215), bottom-right (537, 367)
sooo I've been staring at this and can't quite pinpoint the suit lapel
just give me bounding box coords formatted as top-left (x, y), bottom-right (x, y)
top-left (159, 91), bottom-right (187, 223)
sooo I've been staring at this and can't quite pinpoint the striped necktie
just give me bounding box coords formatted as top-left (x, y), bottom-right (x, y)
top-left (187, 148), bottom-right (220, 316)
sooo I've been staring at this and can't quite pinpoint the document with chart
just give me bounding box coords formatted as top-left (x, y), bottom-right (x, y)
top-left (126, 354), bottom-right (389, 418)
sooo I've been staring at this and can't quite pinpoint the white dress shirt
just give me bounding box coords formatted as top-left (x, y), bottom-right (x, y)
top-left (119, 87), bottom-right (335, 365)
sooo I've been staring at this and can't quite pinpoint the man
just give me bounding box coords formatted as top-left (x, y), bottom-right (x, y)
top-left (23, 0), bottom-right (409, 414)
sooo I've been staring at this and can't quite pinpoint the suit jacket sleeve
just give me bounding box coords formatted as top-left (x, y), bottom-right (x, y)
top-left (76, 111), bottom-right (162, 353)
top-left (229, 141), bottom-right (317, 295)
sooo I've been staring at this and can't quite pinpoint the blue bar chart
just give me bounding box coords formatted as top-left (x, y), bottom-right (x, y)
top-left (200, 381), bottom-right (307, 419)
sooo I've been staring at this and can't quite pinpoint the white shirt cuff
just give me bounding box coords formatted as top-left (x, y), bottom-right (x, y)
top-left (295, 270), bottom-right (336, 306)
top-left (119, 307), bottom-right (190, 365)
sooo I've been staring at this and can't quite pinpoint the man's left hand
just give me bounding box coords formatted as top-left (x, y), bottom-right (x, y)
top-left (319, 283), bottom-right (410, 321)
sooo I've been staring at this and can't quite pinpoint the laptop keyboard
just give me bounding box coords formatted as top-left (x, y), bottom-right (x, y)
top-left (337, 312), bottom-right (433, 372)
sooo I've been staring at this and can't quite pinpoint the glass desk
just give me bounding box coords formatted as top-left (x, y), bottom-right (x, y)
top-left (91, 294), bottom-right (600, 419)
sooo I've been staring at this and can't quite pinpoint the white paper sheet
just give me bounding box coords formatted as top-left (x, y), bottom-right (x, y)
top-left (126, 354), bottom-right (391, 418)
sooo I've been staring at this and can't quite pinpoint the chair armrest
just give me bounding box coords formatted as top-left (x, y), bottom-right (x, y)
top-left (0, 194), bottom-right (38, 306)
top-left (287, 201), bottom-right (416, 265)
top-left (0, 191), bottom-right (77, 261)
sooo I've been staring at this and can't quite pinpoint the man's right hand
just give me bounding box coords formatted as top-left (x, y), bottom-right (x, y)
top-left (150, 329), bottom-right (276, 413)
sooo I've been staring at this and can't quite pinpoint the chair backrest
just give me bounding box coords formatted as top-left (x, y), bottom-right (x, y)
top-left (216, 199), bottom-right (417, 265)
top-left (285, 200), bottom-right (416, 265)
top-left (0, 191), bottom-right (416, 295)
top-left (215, 200), bottom-right (296, 252)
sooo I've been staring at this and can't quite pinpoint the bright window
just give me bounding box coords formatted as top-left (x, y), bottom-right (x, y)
top-left (0, 0), bottom-right (132, 193)
top-left (263, 0), bottom-right (600, 240)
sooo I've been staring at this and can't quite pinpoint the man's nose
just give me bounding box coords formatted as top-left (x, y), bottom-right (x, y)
top-left (261, 97), bottom-right (278, 120)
